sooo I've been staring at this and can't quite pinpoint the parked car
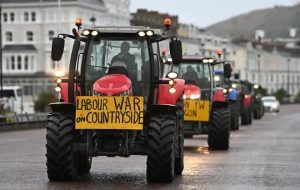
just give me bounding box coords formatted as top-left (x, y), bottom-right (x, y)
top-left (261, 96), bottom-right (280, 112)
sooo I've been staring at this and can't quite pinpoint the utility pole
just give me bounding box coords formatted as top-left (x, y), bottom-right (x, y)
top-left (257, 53), bottom-right (261, 84)
top-left (287, 58), bottom-right (290, 102)
top-left (0, 6), bottom-right (3, 98)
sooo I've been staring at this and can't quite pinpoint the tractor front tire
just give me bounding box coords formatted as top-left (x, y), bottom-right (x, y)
top-left (147, 114), bottom-right (176, 183)
top-left (46, 114), bottom-right (77, 181)
top-left (208, 108), bottom-right (230, 150)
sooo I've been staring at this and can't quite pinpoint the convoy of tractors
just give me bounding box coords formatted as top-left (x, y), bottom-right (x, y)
top-left (46, 18), bottom-right (265, 183)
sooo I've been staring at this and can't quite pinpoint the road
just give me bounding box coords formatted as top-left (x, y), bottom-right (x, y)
top-left (0, 105), bottom-right (300, 190)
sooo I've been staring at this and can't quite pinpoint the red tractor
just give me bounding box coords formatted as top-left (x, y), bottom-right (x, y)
top-left (175, 55), bottom-right (231, 150)
top-left (46, 19), bottom-right (185, 183)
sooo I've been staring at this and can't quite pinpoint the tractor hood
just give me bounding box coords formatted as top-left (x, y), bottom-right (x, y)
top-left (184, 84), bottom-right (201, 99)
top-left (93, 74), bottom-right (132, 96)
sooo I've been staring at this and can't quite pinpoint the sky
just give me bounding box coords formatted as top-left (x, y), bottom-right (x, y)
top-left (130, 0), bottom-right (297, 27)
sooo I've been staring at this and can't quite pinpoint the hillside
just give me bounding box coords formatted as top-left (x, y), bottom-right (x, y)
top-left (206, 4), bottom-right (300, 39)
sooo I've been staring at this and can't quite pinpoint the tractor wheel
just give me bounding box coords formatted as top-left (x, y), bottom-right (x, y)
top-left (253, 107), bottom-right (261, 119)
top-left (175, 100), bottom-right (184, 175)
top-left (208, 108), bottom-right (230, 150)
top-left (241, 107), bottom-right (250, 125)
top-left (248, 108), bottom-right (253, 124)
top-left (147, 114), bottom-right (176, 183)
top-left (77, 155), bottom-right (92, 175)
top-left (230, 104), bottom-right (239, 131)
top-left (46, 114), bottom-right (77, 181)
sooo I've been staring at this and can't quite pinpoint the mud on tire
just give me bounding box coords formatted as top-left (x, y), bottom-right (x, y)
top-left (208, 108), bottom-right (230, 150)
top-left (46, 114), bottom-right (77, 181)
top-left (147, 114), bottom-right (176, 183)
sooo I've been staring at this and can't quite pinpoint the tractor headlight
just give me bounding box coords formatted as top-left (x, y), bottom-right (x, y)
top-left (138, 31), bottom-right (146, 37)
top-left (169, 87), bottom-right (176, 94)
top-left (183, 95), bottom-right (187, 99)
top-left (54, 86), bottom-right (61, 92)
top-left (190, 94), bottom-right (201, 100)
top-left (232, 83), bottom-right (237, 88)
top-left (167, 72), bottom-right (178, 79)
top-left (223, 89), bottom-right (227, 93)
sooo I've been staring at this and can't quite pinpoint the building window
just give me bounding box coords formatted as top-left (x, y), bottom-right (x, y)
top-left (48, 30), bottom-right (55, 41)
top-left (24, 56), bottom-right (29, 70)
top-left (11, 56), bottom-right (15, 70)
top-left (17, 56), bottom-right (22, 70)
top-left (5, 31), bottom-right (13, 42)
top-left (10, 13), bottom-right (15, 22)
top-left (3, 13), bottom-right (7, 22)
top-left (24, 86), bottom-right (33, 96)
top-left (26, 31), bottom-right (34, 41)
top-left (24, 12), bottom-right (29, 22)
top-left (31, 12), bottom-right (36, 22)
top-left (6, 57), bottom-right (10, 70)
top-left (31, 56), bottom-right (35, 70)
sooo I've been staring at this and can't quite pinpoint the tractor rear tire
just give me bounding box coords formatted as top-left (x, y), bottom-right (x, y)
top-left (46, 114), bottom-right (77, 181)
top-left (208, 108), bottom-right (230, 150)
top-left (241, 107), bottom-right (250, 125)
top-left (147, 114), bottom-right (176, 183)
top-left (175, 100), bottom-right (184, 175)
top-left (249, 108), bottom-right (253, 124)
top-left (230, 104), bottom-right (239, 131)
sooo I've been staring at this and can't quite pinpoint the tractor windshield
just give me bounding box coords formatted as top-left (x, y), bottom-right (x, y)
top-left (84, 37), bottom-right (151, 97)
top-left (178, 61), bottom-right (211, 90)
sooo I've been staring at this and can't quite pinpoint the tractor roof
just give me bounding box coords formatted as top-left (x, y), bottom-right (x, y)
top-left (90, 26), bottom-right (164, 36)
top-left (182, 55), bottom-right (205, 61)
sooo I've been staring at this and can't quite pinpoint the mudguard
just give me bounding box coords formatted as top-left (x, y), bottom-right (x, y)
top-left (244, 95), bottom-right (252, 107)
top-left (60, 82), bottom-right (80, 102)
top-left (150, 104), bottom-right (177, 116)
top-left (213, 89), bottom-right (226, 102)
top-left (212, 89), bottom-right (228, 109)
top-left (228, 89), bottom-right (238, 101)
top-left (157, 78), bottom-right (185, 105)
top-left (47, 102), bottom-right (75, 114)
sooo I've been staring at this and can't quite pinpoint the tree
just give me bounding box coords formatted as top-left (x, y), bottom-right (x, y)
top-left (272, 88), bottom-right (288, 103)
top-left (294, 92), bottom-right (300, 103)
top-left (34, 92), bottom-right (57, 112)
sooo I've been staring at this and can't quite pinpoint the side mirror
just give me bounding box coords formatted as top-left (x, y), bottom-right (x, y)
top-left (223, 63), bottom-right (232, 78)
top-left (169, 39), bottom-right (182, 65)
top-left (51, 37), bottom-right (65, 61)
top-left (234, 73), bottom-right (240, 80)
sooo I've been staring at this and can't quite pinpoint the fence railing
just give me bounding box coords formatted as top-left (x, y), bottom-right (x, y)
top-left (0, 113), bottom-right (48, 127)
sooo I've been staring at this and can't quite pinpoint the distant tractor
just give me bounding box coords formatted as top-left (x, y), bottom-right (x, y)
top-left (214, 70), bottom-right (240, 131)
top-left (175, 55), bottom-right (231, 150)
top-left (239, 80), bottom-right (253, 125)
top-left (46, 18), bottom-right (185, 183)
top-left (252, 83), bottom-right (264, 119)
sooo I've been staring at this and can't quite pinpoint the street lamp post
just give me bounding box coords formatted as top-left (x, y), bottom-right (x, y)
top-left (257, 54), bottom-right (261, 83)
top-left (287, 58), bottom-right (290, 102)
top-left (0, 6), bottom-right (3, 99)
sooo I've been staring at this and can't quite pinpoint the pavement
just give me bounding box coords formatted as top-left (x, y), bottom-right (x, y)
top-left (0, 104), bottom-right (300, 190)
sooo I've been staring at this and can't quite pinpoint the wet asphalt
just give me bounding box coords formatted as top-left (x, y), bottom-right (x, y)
top-left (0, 105), bottom-right (300, 190)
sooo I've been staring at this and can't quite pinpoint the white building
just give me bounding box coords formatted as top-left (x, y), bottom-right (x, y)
top-left (1, 0), bottom-right (130, 109)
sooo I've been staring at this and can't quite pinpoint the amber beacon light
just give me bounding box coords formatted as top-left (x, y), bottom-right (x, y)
top-left (75, 18), bottom-right (83, 29)
top-left (164, 18), bottom-right (172, 30)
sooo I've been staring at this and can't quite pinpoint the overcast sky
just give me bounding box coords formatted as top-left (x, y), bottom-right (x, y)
top-left (130, 0), bottom-right (297, 27)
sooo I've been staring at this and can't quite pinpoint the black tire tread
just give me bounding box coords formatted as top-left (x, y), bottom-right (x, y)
top-left (147, 114), bottom-right (176, 183)
top-left (208, 108), bottom-right (230, 150)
